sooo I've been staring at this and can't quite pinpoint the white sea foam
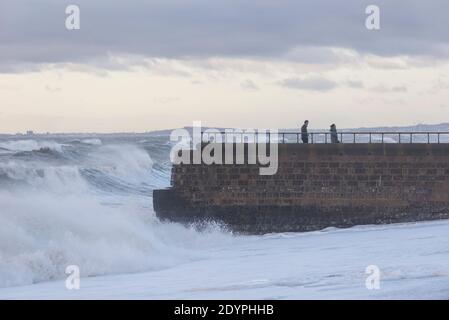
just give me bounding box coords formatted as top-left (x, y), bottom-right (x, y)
top-left (0, 140), bottom-right (66, 153)
top-left (0, 190), bottom-right (231, 288)
top-left (1, 132), bottom-right (449, 299)
top-left (0, 140), bottom-right (232, 288)
top-left (81, 138), bottom-right (102, 146)
top-left (0, 162), bottom-right (88, 194)
top-left (86, 144), bottom-right (154, 185)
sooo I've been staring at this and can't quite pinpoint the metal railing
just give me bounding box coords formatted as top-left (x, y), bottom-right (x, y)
top-left (201, 131), bottom-right (449, 144)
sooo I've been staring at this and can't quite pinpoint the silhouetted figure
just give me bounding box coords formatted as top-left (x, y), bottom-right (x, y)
top-left (330, 124), bottom-right (340, 143)
top-left (301, 120), bottom-right (309, 143)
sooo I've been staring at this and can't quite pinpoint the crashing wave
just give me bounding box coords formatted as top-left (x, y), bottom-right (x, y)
top-left (0, 135), bottom-right (233, 288)
top-left (0, 140), bottom-right (67, 153)
top-left (81, 138), bottom-right (102, 146)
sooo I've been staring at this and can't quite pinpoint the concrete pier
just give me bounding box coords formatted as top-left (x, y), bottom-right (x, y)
top-left (154, 143), bottom-right (449, 234)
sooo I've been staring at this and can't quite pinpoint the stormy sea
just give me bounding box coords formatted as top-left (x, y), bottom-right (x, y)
top-left (1, 127), bottom-right (449, 299)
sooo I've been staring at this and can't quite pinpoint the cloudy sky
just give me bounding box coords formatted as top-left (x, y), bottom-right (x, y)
top-left (1, 0), bottom-right (449, 133)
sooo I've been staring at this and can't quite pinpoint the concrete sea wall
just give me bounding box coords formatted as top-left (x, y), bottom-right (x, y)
top-left (154, 143), bottom-right (449, 233)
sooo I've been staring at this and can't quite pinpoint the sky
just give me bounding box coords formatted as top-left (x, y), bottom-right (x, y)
top-left (1, 0), bottom-right (449, 133)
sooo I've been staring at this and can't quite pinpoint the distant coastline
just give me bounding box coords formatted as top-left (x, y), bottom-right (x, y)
top-left (3, 122), bottom-right (449, 139)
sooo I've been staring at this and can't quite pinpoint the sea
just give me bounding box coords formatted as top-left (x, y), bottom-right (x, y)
top-left (0, 127), bottom-right (449, 299)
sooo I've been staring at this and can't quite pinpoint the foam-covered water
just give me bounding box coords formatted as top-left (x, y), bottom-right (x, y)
top-left (2, 129), bottom-right (449, 299)
top-left (0, 134), bottom-right (231, 288)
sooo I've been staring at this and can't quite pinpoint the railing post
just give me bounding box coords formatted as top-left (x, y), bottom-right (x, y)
top-left (369, 133), bottom-right (372, 143)
top-left (428, 133), bottom-right (430, 144)
top-left (381, 133), bottom-right (384, 144)
top-left (353, 133), bottom-right (355, 143)
top-left (399, 133), bottom-right (401, 144)
top-left (311, 133), bottom-right (314, 144)
top-left (438, 133), bottom-right (440, 144)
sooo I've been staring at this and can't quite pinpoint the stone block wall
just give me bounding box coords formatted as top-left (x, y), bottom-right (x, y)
top-left (171, 143), bottom-right (449, 209)
top-left (154, 143), bottom-right (449, 233)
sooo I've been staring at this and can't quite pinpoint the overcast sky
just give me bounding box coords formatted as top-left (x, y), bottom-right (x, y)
top-left (1, 1), bottom-right (449, 133)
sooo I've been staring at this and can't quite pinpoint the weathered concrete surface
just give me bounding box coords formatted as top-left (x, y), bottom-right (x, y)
top-left (154, 143), bottom-right (449, 234)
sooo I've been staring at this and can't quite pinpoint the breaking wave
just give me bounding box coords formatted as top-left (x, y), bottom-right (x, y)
top-left (0, 136), bottom-right (232, 288)
top-left (0, 140), bottom-right (66, 153)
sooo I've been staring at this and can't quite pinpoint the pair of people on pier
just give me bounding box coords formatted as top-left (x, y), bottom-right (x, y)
top-left (301, 120), bottom-right (340, 144)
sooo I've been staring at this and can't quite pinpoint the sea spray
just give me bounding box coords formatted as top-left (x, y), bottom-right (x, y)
top-left (0, 136), bottom-right (234, 288)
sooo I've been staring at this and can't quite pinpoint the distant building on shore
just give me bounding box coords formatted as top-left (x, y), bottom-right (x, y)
top-left (26, 130), bottom-right (34, 136)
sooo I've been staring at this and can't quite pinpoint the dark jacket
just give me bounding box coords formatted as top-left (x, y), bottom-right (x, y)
top-left (301, 124), bottom-right (308, 143)
top-left (330, 125), bottom-right (339, 143)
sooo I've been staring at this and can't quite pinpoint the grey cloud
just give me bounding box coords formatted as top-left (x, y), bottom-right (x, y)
top-left (392, 86), bottom-right (408, 93)
top-left (1, 0), bottom-right (449, 72)
top-left (429, 77), bottom-right (449, 93)
top-left (240, 79), bottom-right (259, 91)
top-left (346, 80), bottom-right (365, 89)
top-left (365, 57), bottom-right (409, 70)
top-left (279, 77), bottom-right (338, 91)
top-left (371, 85), bottom-right (408, 93)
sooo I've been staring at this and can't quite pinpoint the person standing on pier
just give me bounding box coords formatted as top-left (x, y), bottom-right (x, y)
top-left (330, 124), bottom-right (340, 143)
top-left (301, 120), bottom-right (309, 143)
